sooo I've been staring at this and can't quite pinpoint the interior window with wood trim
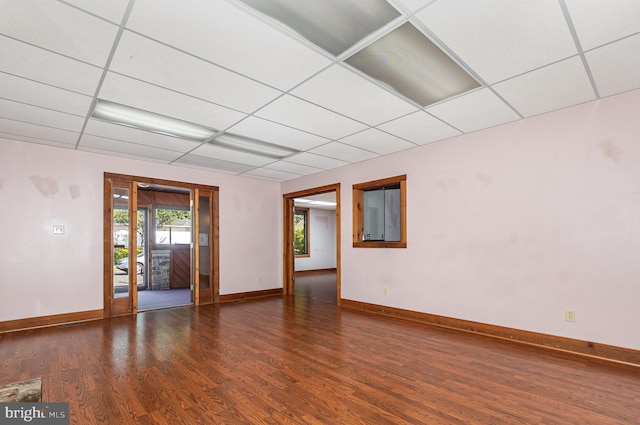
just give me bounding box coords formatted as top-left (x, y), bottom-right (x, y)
top-left (353, 175), bottom-right (406, 248)
top-left (294, 207), bottom-right (310, 257)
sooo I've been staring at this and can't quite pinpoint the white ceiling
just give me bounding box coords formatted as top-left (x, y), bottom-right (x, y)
top-left (2, 0), bottom-right (640, 182)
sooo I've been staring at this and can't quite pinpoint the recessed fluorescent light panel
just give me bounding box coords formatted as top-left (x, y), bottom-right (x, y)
top-left (92, 99), bottom-right (216, 141)
top-left (238, 0), bottom-right (400, 56)
top-left (211, 133), bottom-right (299, 159)
top-left (346, 23), bottom-right (481, 107)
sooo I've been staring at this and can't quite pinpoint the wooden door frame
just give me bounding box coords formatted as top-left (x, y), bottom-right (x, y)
top-left (104, 173), bottom-right (220, 316)
top-left (283, 184), bottom-right (341, 304)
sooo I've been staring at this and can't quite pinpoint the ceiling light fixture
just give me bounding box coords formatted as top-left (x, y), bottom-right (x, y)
top-left (346, 23), bottom-right (481, 107)
top-left (92, 99), bottom-right (216, 141)
top-left (211, 133), bottom-right (299, 159)
top-left (238, 0), bottom-right (400, 56)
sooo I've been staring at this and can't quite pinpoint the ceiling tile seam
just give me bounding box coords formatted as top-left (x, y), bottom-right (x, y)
top-left (0, 128), bottom-right (78, 142)
top-left (408, 18), bottom-right (524, 120)
top-left (557, 0), bottom-right (600, 99)
top-left (0, 135), bottom-right (75, 148)
top-left (335, 15), bottom-right (408, 61)
top-left (319, 140), bottom-right (383, 158)
top-left (0, 71), bottom-right (95, 100)
top-left (338, 126), bottom-right (420, 149)
top-left (241, 165), bottom-right (304, 178)
top-left (582, 30), bottom-right (640, 53)
top-left (337, 62), bottom-right (424, 110)
top-left (0, 116), bottom-right (81, 134)
top-left (73, 0), bottom-right (137, 150)
top-left (106, 71), bottom-right (251, 116)
top-left (337, 137), bottom-right (409, 156)
top-left (82, 129), bottom-right (197, 154)
top-left (224, 0), bottom-right (338, 62)
top-left (56, 0), bottom-right (126, 26)
top-left (0, 97), bottom-right (87, 119)
top-left (123, 29), bottom-right (287, 95)
top-left (0, 33), bottom-right (104, 70)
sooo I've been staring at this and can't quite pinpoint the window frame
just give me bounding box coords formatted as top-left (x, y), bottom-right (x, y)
top-left (294, 207), bottom-right (310, 257)
top-left (353, 174), bottom-right (406, 248)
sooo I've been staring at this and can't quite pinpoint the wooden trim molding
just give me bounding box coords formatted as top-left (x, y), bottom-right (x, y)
top-left (340, 299), bottom-right (640, 367)
top-left (0, 310), bottom-right (104, 334)
top-left (219, 288), bottom-right (283, 303)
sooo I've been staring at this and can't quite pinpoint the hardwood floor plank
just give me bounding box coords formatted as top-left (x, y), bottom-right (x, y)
top-left (1, 272), bottom-right (639, 424)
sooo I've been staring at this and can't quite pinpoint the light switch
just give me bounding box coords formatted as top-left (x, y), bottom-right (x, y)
top-left (53, 224), bottom-right (65, 235)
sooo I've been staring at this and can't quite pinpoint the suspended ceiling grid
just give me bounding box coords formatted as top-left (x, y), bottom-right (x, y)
top-left (1, 0), bottom-right (640, 182)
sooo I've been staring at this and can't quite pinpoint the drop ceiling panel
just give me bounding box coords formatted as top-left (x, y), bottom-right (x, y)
top-left (291, 65), bottom-right (418, 126)
top-left (0, 134), bottom-right (74, 150)
top-left (395, 0), bottom-right (434, 13)
top-left (226, 116), bottom-right (328, 152)
top-left (0, 118), bottom-right (79, 145)
top-left (0, 99), bottom-right (85, 132)
top-left (255, 95), bottom-right (368, 140)
top-left (377, 110), bottom-right (461, 145)
top-left (0, 36), bottom-right (103, 95)
top-left (586, 34), bottom-right (640, 97)
top-left (493, 56), bottom-right (596, 118)
top-left (62, 0), bottom-right (130, 24)
top-left (126, 0), bottom-right (332, 91)
top-left (0, 73), bottom-right (92, 116)
top-left (340, 128), bottom-right (416, 155)
top-left (174, 154), bottom-right (255, 174)
top-left (190, 144), bottom-right (274, 167)
top-left (80, 135), bottom-right (184, 162)
top-left (83, 119), bottom-right (201, 153)
top-left (309, 142), bottom-right (379, 163)
top-left (415, 0), bottom-right (577, 84)
top-left (109, 31), bottom-right (282, 113)
top-left (565, 0), bottom-right (640, 50)
top-left (285, 152), bottom-right (349, 170)
top-left (426, 89), bottom-right (520, 133)
top-left (264, 160), bottom-right (324, 176)
top-left (80, 146), bottom-right (174, 164)
top-left (244, 168), bottom-right (301, 182)
top-left (99, 72), bottom-right (246, 130)
top-left (1, 0), bottom-right (119, 66)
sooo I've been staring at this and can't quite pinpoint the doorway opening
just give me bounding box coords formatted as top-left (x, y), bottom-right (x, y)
top-left (283, 184), bottom-right (340, 304)
top-left (104, 173), bottom-right (219, 317)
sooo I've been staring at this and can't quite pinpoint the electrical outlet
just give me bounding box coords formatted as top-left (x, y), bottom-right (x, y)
top-left (565, 309), bottom-right (576, 322)
top-left (258, 276), bottom-right (262, 283)
top-left (383, 286), bottom-right (389, 295)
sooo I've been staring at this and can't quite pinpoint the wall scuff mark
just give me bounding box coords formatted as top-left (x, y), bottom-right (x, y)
top-left (69, 184), bottom-right (81, 199)
top-left (30, 175), bottom-right (59, 197)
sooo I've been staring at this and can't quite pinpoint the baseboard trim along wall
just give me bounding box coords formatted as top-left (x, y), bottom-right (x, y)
top-left (340, 299), bottom-right (640, 367)
top-left (219, 288), bottom-right (283, 303)
top-left (0, 309), bottom-right (104, 334)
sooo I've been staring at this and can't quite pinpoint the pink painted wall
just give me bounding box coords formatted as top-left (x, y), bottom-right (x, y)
top-left (282, 89), bottom-right (640, 351)
top-left (0, 140), bottom-right (282, 322)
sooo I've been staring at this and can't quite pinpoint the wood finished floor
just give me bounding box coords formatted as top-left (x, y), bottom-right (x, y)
top-left (1, 272), bottom-right (639, 424)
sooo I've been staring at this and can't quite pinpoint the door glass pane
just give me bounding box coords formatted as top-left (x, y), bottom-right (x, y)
top-left (384, 188), bottom-right (401, 241)
top-left (198, 195), bottom-right (211, 290)
top-left (363, 189), bottom-right (385, 240)
top-left (113, 187), bottom-right (129, 298)
top-left (137, 208), bottom-right (148, 290)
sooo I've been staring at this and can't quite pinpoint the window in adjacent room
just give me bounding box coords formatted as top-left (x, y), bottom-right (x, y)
top-left (294, 207), bottom-right (309, 257)
top-left (155, 208), bottom-right (192, 245)
top-left (353, 175), bottom-right (406, 248)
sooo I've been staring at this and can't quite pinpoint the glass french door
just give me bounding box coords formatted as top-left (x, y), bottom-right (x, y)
top-left (105, 178), bottom-right (138, 316)
top-left (193, 188), bottom-right (216, 305)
